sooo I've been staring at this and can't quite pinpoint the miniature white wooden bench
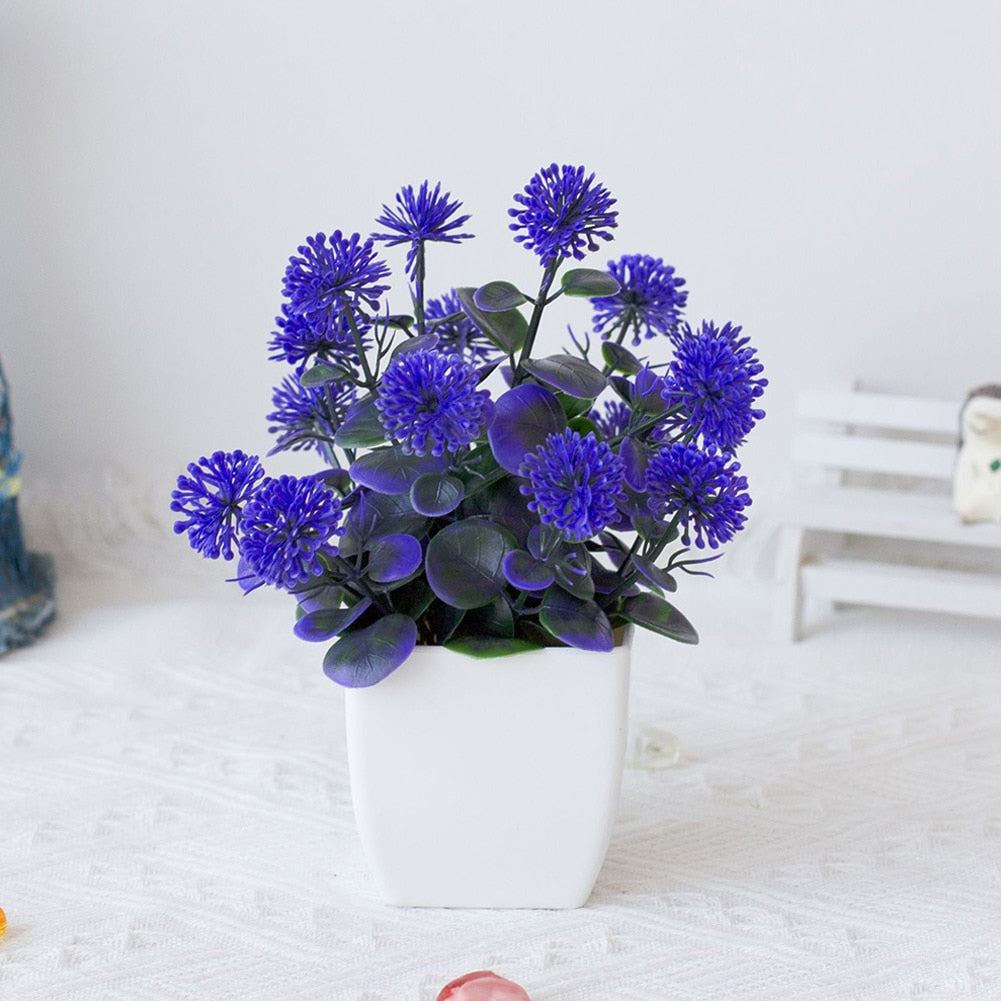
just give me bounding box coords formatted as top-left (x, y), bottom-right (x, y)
top-left (774, 387), bottom-right (1001, 639)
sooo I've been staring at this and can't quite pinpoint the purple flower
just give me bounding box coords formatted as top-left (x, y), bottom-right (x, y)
top-left (509, 163), bottom-right (618, 264)
top-left (268, 302), bottom-right (370, 373)
top-left (520, 428), bottom-right (625, 542)
top-left (644, 443), bottom-right (751, 549)
top-left (282, 231), bottom-right (391, 334)
top-left (267, 376), bottom-right (356, 455)
top-left (425, 290), bottom-right (499, 365)
top-left (591, 254), bottom-right (688, 345)
top-left (171, 450), bottom-right (265, 560)
top-left (239, 475), bottom-right (343, 588)
top-left (589, 399), bottom-right (632, 439)
top-left (661, 321), bottom-right (767, 452)
top-left (372, 181), bottom-right (473, 277)
top-left (376, 349), bottom-right (493, 456)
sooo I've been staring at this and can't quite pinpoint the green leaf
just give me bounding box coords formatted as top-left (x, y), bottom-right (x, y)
top-left (425, 519), bottom-right (515, 609)
top-left (322, 614), bottom-right (418, 688)
top-left (338, 490), bottom-right (429, 558)
top-left (538, 588), bottom-right (614, 651)
top-left (457, 595), bottom-right (515, 639)
top-left (520, 355), bottom-right (607, 400)
top-left (552, 555), bottom-right (595, 601)
top-left (300, 362), bottom-right (353, 387)
top-left (420, 599), bottom-right (465, 645)
top-left (567, 415), bottom-right (599, 437)
top-left (619, 593), bottom-right (698, 644)
top-left (392, 332), bottom-right (438, 355)
top-left (473, 281), bottom-right (528, 312)
top-left (349, 447), bottom-right (446, 495)
top-left (365, 533), bottom-right (423, 584)
top-left (561, 268), bottom-right (621, 298)
top-left (455, 286), bottom-right (528, 354)
top-left (334, 395), bottom-right (386, 448)
top-left (632, 554), bottom-right (678, 593)
top-left (294, 599), bottom-right (372, 642)
top-left (601, 341), bottom-right (643, 375)
top-left (409, 472), bottom-right (464, 517)
top-left (379, 314), bottom-right (415, 331)
top-left (445, 636), bottom-right (543, 658)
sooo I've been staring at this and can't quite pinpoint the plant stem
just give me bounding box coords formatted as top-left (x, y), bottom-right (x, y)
top-left (345, 308), bottom-right (376, 390)
top-left (413, 242), bottom-right (426, 339)
top-left (514, 259), bottom-right (560, 380)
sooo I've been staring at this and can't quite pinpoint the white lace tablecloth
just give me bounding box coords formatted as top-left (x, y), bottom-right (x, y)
top-left (3, 536), bottom-right (1001, 1000)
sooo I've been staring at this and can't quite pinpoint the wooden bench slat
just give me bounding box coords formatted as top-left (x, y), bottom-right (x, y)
top-left (796, 389), bottom-right (960, 434)
top-left (800, 558), bottom-right (1001, 620)
top-left (782, 485), bottom-right (1001, 549)
top-left (792, 432), bottom-right (959, 480)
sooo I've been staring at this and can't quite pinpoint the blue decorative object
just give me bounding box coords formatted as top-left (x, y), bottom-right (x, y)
top-left (0, 360), bottom-right (55, 654)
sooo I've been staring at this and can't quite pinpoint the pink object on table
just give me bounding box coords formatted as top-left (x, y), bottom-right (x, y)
top-left (436, 970), bottom-right (532, 1001)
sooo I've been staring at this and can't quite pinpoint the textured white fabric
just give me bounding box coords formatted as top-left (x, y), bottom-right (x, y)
top-left (3, 496), bottom-right (1001, 1000)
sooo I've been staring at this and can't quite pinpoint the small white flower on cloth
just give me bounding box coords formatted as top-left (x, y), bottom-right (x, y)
top-left (436, 970), bottom-right (531, 1001)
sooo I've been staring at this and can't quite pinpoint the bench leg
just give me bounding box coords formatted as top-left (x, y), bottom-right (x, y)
top-left (773, 524), bottom-right (805, 641)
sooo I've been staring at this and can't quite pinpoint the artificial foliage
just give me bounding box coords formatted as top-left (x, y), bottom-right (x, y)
top-left (172, 164), bottom-right (767, 687)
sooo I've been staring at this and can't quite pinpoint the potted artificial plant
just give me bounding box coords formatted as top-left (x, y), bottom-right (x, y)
top-left (172, 163), bottom-right (766, 906)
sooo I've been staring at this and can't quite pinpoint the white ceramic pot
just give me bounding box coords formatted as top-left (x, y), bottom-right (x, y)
top-left (344, 629), bottom-right (632, 908)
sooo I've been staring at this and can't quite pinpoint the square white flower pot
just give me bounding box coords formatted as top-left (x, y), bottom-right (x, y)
top-left (344, 630), bottom-right (632, 908)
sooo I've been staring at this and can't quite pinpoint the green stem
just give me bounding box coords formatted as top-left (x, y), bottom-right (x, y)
top-left (345, 308), bottom-right (376, 390)
top-left (600, 534), bottom-right (644, 605)
top-left (413, 242), bottom-right (426, 339)
top-left (332, 555), bottom-right (392, 615)
top-left (514, 259), bottom-right (561, 380)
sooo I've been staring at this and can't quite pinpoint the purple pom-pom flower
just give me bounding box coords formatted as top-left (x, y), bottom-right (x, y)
top-left (661, 320), bottom-right (767, 452)
top-left (376, 349), bottom-right (493, 457)
top-left (171, 450), bottom-right (265, 560)
top-left (372, 181), bottom-right (473, 278)
top-left (644, 442), bottom-right (751, 550)
top-left (520, 428), bottom-right (625, 542)
top-left (267, 376), bottom-right (356, 455)
top-left (239, 475), bottom-right (344, 588)
top-left (591, 253), bottom-right (688, 345)
top-left (509, 163), bottom-right (618, 264)
top-left (282, 231), bottom-right (391, 334)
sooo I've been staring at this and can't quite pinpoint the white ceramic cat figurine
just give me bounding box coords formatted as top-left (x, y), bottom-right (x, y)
top-left (953, 384), bottom-right (1001, 524)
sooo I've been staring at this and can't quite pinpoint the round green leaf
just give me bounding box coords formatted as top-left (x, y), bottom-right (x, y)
top-left (365, 533), bottom-right (423, 583)
top-left (300, 362), bottom-right (353, 387)
top-left (410, 472), bottom-right (464, 517)
top-left (561, 268), bottom-right (621, 298)
top-left (392, 332), bottom-right (438, 355)
top-left (334, 395), bottom-right (387, 449)
top-left (425, 520), bottom-right (514, 609)
top-left (455, 286), bottom-right (528, 354)
top-left (473, 281), bottom-right (528, 312)
top-left (538, 588), bottom-right (614, 651)
top-left (601, 341), bottom-right (643, 375)
top-left (322, 614), bottom-right (418, 688)
top-left (520, 355), bottom-right (607, 400)
top-left (349, 448), bottom-right (446, 495)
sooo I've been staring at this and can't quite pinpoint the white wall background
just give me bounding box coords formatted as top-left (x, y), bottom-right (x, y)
top-left (2, 0), bottom-right (1000, 542)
